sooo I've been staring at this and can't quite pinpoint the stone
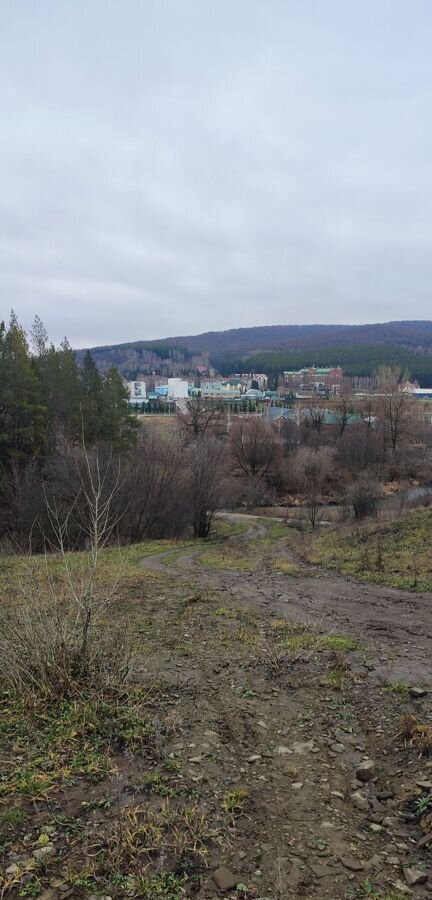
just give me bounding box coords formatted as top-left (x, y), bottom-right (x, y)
top-left (417, 833), bottom-right (432, 848)
top-left (403, 867), bottom-right (428, 886)
top-left (340, 857), bottom-right (364, 872)
top-left (331, 743), bottom-right (345, 754)
top-left (213, 867), bottom-right (238, 891)
top-left (309, 863), bottom-right (340, 878)
top-left (351, 791), bottom-right (369, 811)
top-left (367, 854), bottom-right (383, 870)
top-left (275, 746), bottom-right (291, 755)
top-left (409, 686), bottom-right (427, 698)
top-left (370, 823), bottom-right (383, 833)
top-left (247, 755), bottom-right (262, 763)
top-left (356, 760), bottom-right (376, 782)
top-left (292, 740), bottom-right (314, 755)
top-left (5, 864), bottom-right (19, 876)
top-left (292, 782), bottom-right (303, 790)
top-left (33, 844), bottom-right (56, 862)
top-left (416, 779), bottom-right (432, 790)
top-left (377, 789), bottom-right (394, 801)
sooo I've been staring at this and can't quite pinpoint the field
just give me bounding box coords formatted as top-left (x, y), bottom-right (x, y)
top-left (304, 509), bottom-right (432, 591)
top-left (1, 513), bottom-right (432, 899)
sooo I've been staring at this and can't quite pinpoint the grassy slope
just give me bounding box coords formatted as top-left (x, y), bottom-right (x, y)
top-left (306, 508), bottom-right (432, 591)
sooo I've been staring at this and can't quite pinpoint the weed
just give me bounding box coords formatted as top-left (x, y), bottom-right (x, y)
top-left (413, 723), bottom-right (432, 756)
top-left (397, 712), bottom-right (417, 742)
top-left (106, 799), bottom-right (220, 873)
top-left (237, 624), bottom-right (259, 647)
top-left (354, 883), bottom-right (407, 900)
top-left (274, 560), bottom-right (300, 575)
top-left (0, 807), bottom-right (27, 830)
top-left (283, 625), bottom-right (357, 654)
top-left (256, 639), bottom-right (292, 677)
top-left (415, 792), bottom-right (432, 814)
top-left (384, 682), bottom-right (409, 694)
top-left (18, 882), bottom-right (42, 898)
top-left (396, 714), bottom-right (432, 756)
top-left (323, 668), bottom-right (345, 690)
top-left (134, 872), bottom-right (188, 899)
top-left (142, 771), bottom-right (178, 798)
top-left (222, 788), bottom-right (249, 822)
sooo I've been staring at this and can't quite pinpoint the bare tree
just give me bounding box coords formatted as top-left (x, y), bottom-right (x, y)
top-left (121, 431), bottom-right (188, 541)
top-left (334, 386), bottom-right (354, 437)
top-left (230, 418), bottom-right (278, 479)
top-left (0, 448), bottom-right (131, 698)
top-left (301, 406), bottom-right (326, 434)
top-left (186, 436), bottom-right (225, 538)
top-left (376, 367), bottom-right (411, 456)
top-left (295, 446), bottom-right (333, 529)
top-left (177, 397), bottom-right (226, 441)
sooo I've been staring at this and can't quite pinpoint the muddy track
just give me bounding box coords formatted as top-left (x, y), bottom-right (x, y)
top-left (140, 513), bottom-right (432, 686)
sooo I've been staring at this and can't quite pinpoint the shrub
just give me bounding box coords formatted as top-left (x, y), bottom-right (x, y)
top-left (347, 474), bottom-right (381, 520)
top-left (0, 450), bottom-right (132, 699)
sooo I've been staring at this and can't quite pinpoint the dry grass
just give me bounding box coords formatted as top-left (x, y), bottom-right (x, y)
top-left (397, 713), bottom-right (432, 756)
top-left (105, 799), bottom-right (221, 872)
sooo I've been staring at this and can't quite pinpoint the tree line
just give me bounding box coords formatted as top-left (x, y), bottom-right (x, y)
top-left (217, 344), bottom-right (432, 383)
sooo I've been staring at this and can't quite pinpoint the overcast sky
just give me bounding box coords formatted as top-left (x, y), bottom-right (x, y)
top-left (1, 1), bottom-right (431, 347)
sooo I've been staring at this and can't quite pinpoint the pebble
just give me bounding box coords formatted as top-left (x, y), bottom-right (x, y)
top-left (356, 760), bottom-right (376, 782)
top-left (370, 823), bottom-right (383, 833)
top-left (351, 791), bottom-right (369, 811)
top-left (292, 740), bottom-right (314, 754)
top-left (309, 863), bottom-right (340, 879)
top-left (213, 866), bottom-right (239, 891)
top-left (331, 743), bottom-right (345, 754)
top-left (292, 782), bottom-right (303, 791)
top-left (409, 686), bottom-right (427, 698)
top-left (377, 789), bottom-right (394, 800)
top-left (340, 857), bottom-right (365, 872)
top-left (404, 867), bottom-right (428, 886)
top-left (247, 754), bottom-right (262, 763)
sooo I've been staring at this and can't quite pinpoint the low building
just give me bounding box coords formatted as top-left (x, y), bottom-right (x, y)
top-left (127, 381), bottom-right (147, 405)
top-left (167, 378), bottom-right (189, 399)
top-left (197, 380), bottom-right (242, 399)
top-left (283, 366), bottom-right (343, 395)
top-left (231, 372), bottom-right (268, 390)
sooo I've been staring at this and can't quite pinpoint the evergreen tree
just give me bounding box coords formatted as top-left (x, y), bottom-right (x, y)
top-left (80, 350), bottom-right (105, 444)
top-left (0, 313), bottom-right (47, 468)
top-left (100, 367), bottom-right (138, 449)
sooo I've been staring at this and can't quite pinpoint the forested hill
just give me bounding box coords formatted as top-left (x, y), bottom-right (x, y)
top-left (80, 321), bottom-right (432, 382)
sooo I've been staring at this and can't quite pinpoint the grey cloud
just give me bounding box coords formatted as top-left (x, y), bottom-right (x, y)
top-left (1, 1), bottom-right (432, 346)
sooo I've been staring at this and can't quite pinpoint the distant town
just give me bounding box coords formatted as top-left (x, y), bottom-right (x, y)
top-left (126, 364), bottom-right (432, 423)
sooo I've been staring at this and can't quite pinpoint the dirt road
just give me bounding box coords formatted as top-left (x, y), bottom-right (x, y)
top-left (141, 512), bottom-right (432, 687)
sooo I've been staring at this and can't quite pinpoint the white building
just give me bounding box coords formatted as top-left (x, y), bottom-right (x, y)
top-left (127, 381), bottom-right (147, 404)
top-left (167, 377), bottom-right (189, 400)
